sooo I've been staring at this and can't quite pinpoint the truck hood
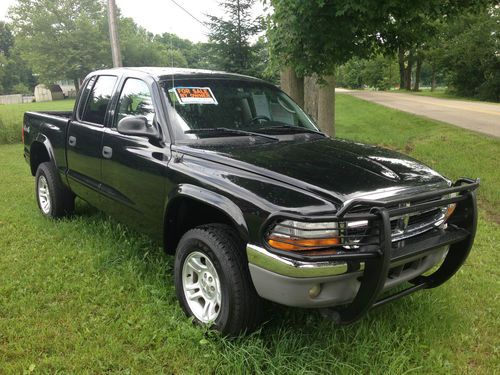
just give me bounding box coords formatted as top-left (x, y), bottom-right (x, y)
top-left (179, 137), bottom-right (449, 204)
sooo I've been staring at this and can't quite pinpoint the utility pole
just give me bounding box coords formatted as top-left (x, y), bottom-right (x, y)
top-left (236, 0), bottom-right (242, 69)
top-left (107, 0), bottom-right (122, 67)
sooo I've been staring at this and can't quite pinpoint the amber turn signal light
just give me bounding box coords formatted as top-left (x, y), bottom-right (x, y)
top-left (267, 236), bottom-right (340, 251)
top-left (444, 203), bottom-right (457, 222)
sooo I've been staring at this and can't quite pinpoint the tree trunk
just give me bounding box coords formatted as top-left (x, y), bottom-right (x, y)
top-left (304, 75), bottom-right (318, 121)
top-left (317, 75), bottom-right (335, 137)
top-left (280, 67), bottom-right (304, 108)
top-left (413, 56), bottom-right (422, 91)
top-left (73, 78), bottom-right (80, 92)
top-left (404, 50), bottom-right (414, 90)
top-left (431, 69), bottom-right (436, 91)
top-left (398, 46), bottom-right (405, 89)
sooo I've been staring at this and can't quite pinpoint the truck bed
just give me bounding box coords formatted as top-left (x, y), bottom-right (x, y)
top-left (23, 110), bottom-right (73, 174)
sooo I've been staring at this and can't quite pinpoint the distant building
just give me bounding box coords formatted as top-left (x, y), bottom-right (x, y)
top-left (34, 85), bottom-right (52, 102)
top-left (56, 79), bottom-right (77, 98)
top-left (34, 84), bottom-right (65, 102)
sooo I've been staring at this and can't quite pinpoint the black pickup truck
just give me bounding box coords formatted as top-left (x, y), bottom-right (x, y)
top-left (23, 67), bottom-right (479, 335)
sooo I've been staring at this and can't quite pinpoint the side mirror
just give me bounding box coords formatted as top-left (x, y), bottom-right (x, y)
top-left (116, 116), bottom-right (160, 140)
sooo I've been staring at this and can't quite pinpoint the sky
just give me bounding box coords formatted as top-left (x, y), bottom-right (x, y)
top-left (0, 0), bottom-right (266, 43)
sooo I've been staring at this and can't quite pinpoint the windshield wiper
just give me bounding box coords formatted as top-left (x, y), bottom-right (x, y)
top-left (260, 124), bottom-right (326, 136)
top-left (185, 127), bottom-right (279, 141)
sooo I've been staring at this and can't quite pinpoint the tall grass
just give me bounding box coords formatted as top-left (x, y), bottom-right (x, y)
top-left (0, 99), bottom-right (75, 144)
top-left (0, 95), bottom-right (498, 373)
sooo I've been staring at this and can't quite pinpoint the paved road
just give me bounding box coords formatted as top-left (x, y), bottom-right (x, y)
top-left (339, 89), bottom-right (500, 138)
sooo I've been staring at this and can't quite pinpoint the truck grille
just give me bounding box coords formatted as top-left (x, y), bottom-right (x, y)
top-left (390, 206), bottom-right (445, 241)
top-left (341, 197), bottom-right (448, 247)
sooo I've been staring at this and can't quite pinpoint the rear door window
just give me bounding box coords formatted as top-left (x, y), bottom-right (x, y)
top-left (81, 75), bottom-right (117, 125)
top-left (77, 76), bottom-right (96, 119)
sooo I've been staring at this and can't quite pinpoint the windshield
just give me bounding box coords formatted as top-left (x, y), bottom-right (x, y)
top-left (161, 78), bottom-right (320, 141)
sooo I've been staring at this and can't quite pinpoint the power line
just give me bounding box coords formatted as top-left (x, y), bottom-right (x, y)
top-left (169, 0), bottom-right (209, 29)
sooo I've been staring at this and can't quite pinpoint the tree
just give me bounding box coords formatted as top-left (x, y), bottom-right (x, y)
top-left (252, 35), bottom-right (279, 83)
top-left (0, 53), bottom-right (6, 93)
top-left (0, 22), bottom-right (13, 93)
top-left (361, 55), bottom-right (399, 90)
top-left (0, 48), bottom-right (38, 94)
top-left (269, 1), bottom-right (382, 79)
top-left (0, 21), bottom-right (37, 94)
top-left (375, 1), bottom-right (494, 91)
top-left (269, 1), bottom-right (495, 134)
top-left (423, 35), bottom-right (448, 91)
top-left (119, 19), bottom-right (187, 68)
top-left (440, 7), bottom-right (499, 101)
top-left (268, 0), bottom-right (384, 135)
top-left (336, 55), bottom-right (399, 90)
top-left (336, 58), bottom-right (366, 89)
top-left (9, 0), bottom-right (111, 90)
top-left (0, 21), bottom-right (14, 56)
top-left (8, 0), bottom-right (193, 90)
top-left (155, 32), bottom-right (216, 70)
top-left (207, 0), bottom-right (263, 76)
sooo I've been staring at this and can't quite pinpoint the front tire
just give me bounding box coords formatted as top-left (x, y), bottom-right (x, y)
top-left (35, 162), bottom-right (74, 218)
top-left (174, 224), bottom-right (262, 336)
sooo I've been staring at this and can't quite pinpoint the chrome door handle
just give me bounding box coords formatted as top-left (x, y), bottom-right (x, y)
top-left (102, 146), bottom-right (113, 159)
top-left (68, 136), bottom-right (76, 147)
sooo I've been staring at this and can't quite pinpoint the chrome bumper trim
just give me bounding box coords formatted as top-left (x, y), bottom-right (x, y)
top-left (246, 244), bottom-right (348, 278)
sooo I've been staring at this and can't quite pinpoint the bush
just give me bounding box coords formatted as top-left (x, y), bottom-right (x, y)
top-left (337, 55), bottom-right (399, 90)
top-left (361, 56), bottom-right (399, 90)
top-left (442, 8), bottom-right (499, 102)
top-left (11, 83), bottom-right (31, 95)
top-left (337, 58), bottom-right (366, 89)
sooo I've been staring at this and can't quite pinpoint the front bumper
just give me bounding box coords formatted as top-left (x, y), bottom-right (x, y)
top-left (247, 178), bottom-right (479, 324)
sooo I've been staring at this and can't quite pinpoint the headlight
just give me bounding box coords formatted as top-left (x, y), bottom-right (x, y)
top-left (266, 220), bottom-right (340, 251)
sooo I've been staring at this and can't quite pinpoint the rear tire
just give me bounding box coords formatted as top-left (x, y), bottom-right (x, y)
top-left (174, 224), bottom-right (262, 336)
top-left (35, 162), bottom-right (75, 218)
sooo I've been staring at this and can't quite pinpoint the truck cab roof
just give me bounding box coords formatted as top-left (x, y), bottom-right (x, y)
top-left (86, 67), bottom-right (265, 83)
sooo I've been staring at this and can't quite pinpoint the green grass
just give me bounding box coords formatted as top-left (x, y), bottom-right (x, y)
top-left (391, 88), bottom-right (495, 103)
top-left (0, 99), bottom-right (75, 144)
top-left (394, 87), bottom-right (461, 100)
top-left (336, 94), bottom-right (500, 218)
top-left (1, 95), bottom-right (499, 374)
top-left (405, 88), bottom-right (464, 100)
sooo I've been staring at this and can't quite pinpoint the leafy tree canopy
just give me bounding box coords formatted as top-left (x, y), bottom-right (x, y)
top-left (268, 0), bottom-right (383, 78)
top-left (439, 6), bottom-right (499, 101)
top-left (9, 0), bottom-right (111, 87)
top-left (155, 32), bottom-right (216, 70)
top-left (119, 19), bottom-right (187, 68)
top-left (268, 0), bottom-right (495, 80)
top-left (0, 20), bottom-right (36, 94)
top-left (0, 21), bottom-right (14, 56)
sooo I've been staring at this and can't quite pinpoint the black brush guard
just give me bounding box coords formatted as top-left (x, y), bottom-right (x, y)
top-left (330, 178), bottom-right (479, 324)
top-left (265, 178), bottom-right (479, 324)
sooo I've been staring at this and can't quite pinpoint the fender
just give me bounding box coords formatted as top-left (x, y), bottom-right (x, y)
top-left (34, 133), bottom-right (57, 166)
top-left (28, 133), bottom-right (57, 177)
top-left (30, 133), bottom-right (71, 189)
top-left (166, 183), bottom-right (249, 241)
